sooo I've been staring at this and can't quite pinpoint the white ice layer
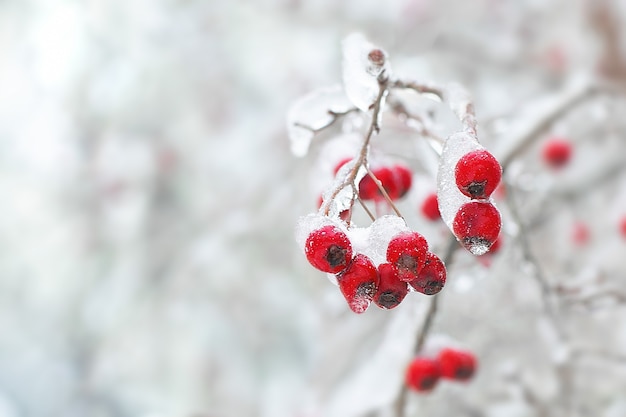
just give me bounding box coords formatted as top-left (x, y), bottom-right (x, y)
top-left (366, 215), bottom-right (409, 266)
top-left (287, 85), bottom-right (354, 157)
top-left (436, 131), bottom-right (482, 230)
top-left (295, 213), bottom-right (349, 254)
top-left (341, 33), bottom-right (391, 112)
top-left (320, 159), bottom-right (367, 219)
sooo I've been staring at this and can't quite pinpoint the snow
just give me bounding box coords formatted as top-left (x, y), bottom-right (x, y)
top-left (366, 215), bottom-right (410, 266)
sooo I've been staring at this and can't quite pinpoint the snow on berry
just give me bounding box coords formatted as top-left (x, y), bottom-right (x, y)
top-left (386, 230), bottom-right (429, 281)
top-left (408, 252), bottom-right (446, 295)
top-left (452, 201), bottom-right (502, 255)
top-left (420, 192), bottom-right (441, 221)
top-left (286, 85), bottom-right (353, 157)
top-left (437, 348), bottom-right (477, 382)
top-left (342, 33), bottom-right (391, 111)
top-left (542, 137), bottom-right (572, 168)
top-left (374, 263), bottom-right (409, 309)
top-left (366, 215), bottom-right (410, 266)
top-left (455, 149), bottom-right (502, 199)
top-left (337, 254), bottom-right (380, 314)
top-left (405, 357), bottom-right (441, 393)
top-left (305, 225), bottom-right (353, 274)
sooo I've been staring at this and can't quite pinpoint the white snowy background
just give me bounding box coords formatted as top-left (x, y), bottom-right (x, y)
top-left (1, 0), bottom-right (626, 416)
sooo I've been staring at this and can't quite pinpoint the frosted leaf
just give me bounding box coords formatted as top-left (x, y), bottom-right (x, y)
top-left (295, 213), bottom-right (349, 253)
top-left (366, 215), bottom-right (409, 266)
top-left (287, 85), bottom-right (354, 157)
top-left (436, 131), bottom-right (481, 230)
top-left (342, 33), bottom-right (391, 112)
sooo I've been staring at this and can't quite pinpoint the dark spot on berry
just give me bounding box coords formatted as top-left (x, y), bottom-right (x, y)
top-left (357, 282), bottom-right (377, 299)
top-left (456, 367), bottom-right (474, 380)
top-left (465, 181), bottom-right (487, 199)
top-left (420, 376), bottom-right (437, 390)
top-left (377, 291), bottom-right (400, 309)
top-left (325, 245), bottom-right (348, 268)
top-left (396, 254), bottom-right (417, 273)
top-left (423, 281), bottom-right (444, 295)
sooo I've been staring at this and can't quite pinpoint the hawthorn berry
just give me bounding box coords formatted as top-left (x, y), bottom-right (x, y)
top-left (437, 348), bottom-right (477, 382)
top-left (333, 157), bottom-right (353, 175)
top-left (337, 254), bottom-right (379, 314)
top-left (408, 252), bottom-right (446, 295)
top-left (405, 357), bottom-right (441, 393)
top-left (542, 137), bottom-right (572, 168)
top-left (453, 201), bottom-right (501, 255)
top-left (620, 216), bottom-right (626, 239)
top-left (455, 149), bottom-right (502, 199)
top-left (420, 192), bottom-right (440, 221)
top-left (486, 235), bottom-right (503, 255)
top-left (571, 221), bottom-right (590, 246)
top-left (386, 231), bottom-right (429, 281)
top-left (358, 167), bottom-right (400, 201)
top-left (394, 164), bottom-right (413, 198)
top-left (305, 225), bottom-right (353, 273)
top-left (373, 263), bottom-right (408, 309)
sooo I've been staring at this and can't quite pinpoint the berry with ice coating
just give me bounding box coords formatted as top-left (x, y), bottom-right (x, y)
top-left (386, 231), bottom-right (429, 281)
top-left (374, 263), bottom-right (408, 309)
top-left (455, 149), bottom-right (502, 199)
top-left (305, 225), bottom-right (353, 273)
top-left (542, 137), bottom-right (572, 168)
top-left (337, 254), bottom-right (379, 314)
top-left (438, 348), bottom-right (477, 382)
top-left (408, 252), bottom-right (446, 295)
top-left (453, 201), bottom-right (501, 255)
top-left (405, 357), bottom-right (441, 393)
top-left (421, 192), bottom-right (440, 221)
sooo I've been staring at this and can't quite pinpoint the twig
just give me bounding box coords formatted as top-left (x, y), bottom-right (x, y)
top-left (293, 108), bottom-right (359, 134)
top-left (364, 165), bottom-right (404, 219)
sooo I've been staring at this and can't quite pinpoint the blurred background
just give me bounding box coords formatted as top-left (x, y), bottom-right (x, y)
top-left (1, 0), bottom-right (626, 416)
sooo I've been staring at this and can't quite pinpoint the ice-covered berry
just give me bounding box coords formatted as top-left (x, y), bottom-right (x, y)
top-left (337, 254), bottom-right (379, 314)
top-left (486, 235), bottom-right (503, 255)
top-left (408, 252), bottom-right (446, 295)
top-left (394, 164), bottom-right (413, 198)
top-left (453, 201), bottom-right (501, 255)
top-left (374, 263), bottom-right (408, 309)
top-left (455, 149), bottom-right (502, 200)
top-left (420, 192), bottom-right (440, 221)
top-left (386, 231), bottom-right (429, 281)
top-left (305, 225), bottom-right (353, 273)
top-left (542, 137), bottom-right (572, 168)
top-left (438, 348), bottom-right (477, 382)
top-left (405, 357), bottom-right (441, 393)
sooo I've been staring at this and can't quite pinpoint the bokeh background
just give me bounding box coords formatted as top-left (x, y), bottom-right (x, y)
top-left (1, 0), bottom-right (626, 416)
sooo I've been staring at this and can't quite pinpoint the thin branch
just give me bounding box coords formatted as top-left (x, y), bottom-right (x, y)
top-left (293, 108), bottom-right (359, 135)
top-left (364, 165), bottom-right (403, 219)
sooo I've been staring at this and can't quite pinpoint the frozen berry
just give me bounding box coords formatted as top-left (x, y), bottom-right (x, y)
top-left (453, 201), bottom-right (501, 256)
top-left (420, 192), bottom-right (440, 221)
top-left (455, 149), bottom-right (502, 199)
top-left (393, 164), bottom-right (413, 198)
top-left (374, 263), bottom-right (408, 309)
top-left (486, 235), bottom-right (503, 255)
top-left (542, 138), bottom-right (572, 168)
top-left (305, 225), bottom-right (353, 273)
top-left (408, 252), bottom-right (446, 295)
top-left (358, 167), bottom-right (400, 201)
top-left (337, 254), bottom-right (379, 314)
top-left (405, 357), bottom-right (440, 393)
top-left (386, 231), bottom-right (429, 281)
top-left (438, 348), bottom-right (477, 382)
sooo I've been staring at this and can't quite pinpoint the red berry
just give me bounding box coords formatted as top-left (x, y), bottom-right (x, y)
top-left (486, 235), bottom-right (503, 255)
top-left (542, 138), bottom-right (572, 168)
top-left (358, 167), bottom-right (400, 201)
top-left (438, 348), bottom-right (477, 382)
top-left (386, 231), bottom-right (429, 281)
top-left (305, 225), bottom-right (353, 273)
top-left (420, 192), bottom-right (440, 221)
top-left (455, 149), bottom-right (502, 199)
top-left (571, 221), bottom-right (590, 246)
top-left (408, 252), bottom-right (446, 295)
top-left (453, 201), bottom-right (501, 255)
top-left (405, 357), bottom-right (440, 393)
top-left (620, 216), bottom-right (626, 239)
top-left (337, 254), bottom-right (379, 314)
top-left (333, 157), bottom-right (353, 175)
top-left (373, 263), bottom-right (408, 309)
top-left (393, 164), bottom-right (413, 198)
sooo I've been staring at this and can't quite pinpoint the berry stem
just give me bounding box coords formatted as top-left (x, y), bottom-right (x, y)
top-left (355, 189), bottom-right (376, 222)
top-left (364, 165), bottom-right (404, 219)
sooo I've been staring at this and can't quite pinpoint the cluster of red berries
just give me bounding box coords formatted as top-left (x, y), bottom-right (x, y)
top-left (405, 347), bottom-right (477, 393)
top-left (452, 149), bottom-right (503, 255)
top-left (303, 221), bottom-right (445, 313)
top-left (358, 164), bottom-right (413, 201)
